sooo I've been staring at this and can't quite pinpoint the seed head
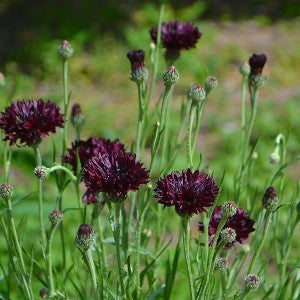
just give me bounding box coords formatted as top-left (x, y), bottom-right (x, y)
top-left (0, 183), bottom-right (13, 200)
top-left (239, 62), bottom-right (250, 77)
top-left (58, 40), bottom-right (73, 58)
top-left (220, 227), bottom-right (236, 244)
top-left (49, 209), bottom-right (63, 225)
top-left (0, 72), bottom-right (6, 87)
top-left (215, 257), bottom-right (228, 272)
top-left (189, 84), bottom-right (206, 103)
top-left (39, 287), bottom-right (50, 298)
top-left (262, 186), bottom-right (278, 212)
top-left (76, 224), bottom-right (95, 250)
top-left (269, 152), bottom-right (280, 165)
top-left (34, 166), bottom-right (49, 179)
top-left (205, 76), bottom-right (218, 93)
top-left (71, 103), bottom-right (85, 129)
top-left (163, 66), bottom-right (179, 87)
top-left (244, 274), bottom-right (261, 291)
top-left (221, 201), bottom-right (237, 217)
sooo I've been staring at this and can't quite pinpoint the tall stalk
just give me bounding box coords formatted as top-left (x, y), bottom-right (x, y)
top-left (33, 146), bottom-right (46, 250)
top-left (187, 103), bottom-right (196, 169)
top-left (182, 217), bottom-right (195, 300)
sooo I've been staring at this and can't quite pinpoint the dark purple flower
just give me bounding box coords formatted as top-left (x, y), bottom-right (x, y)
top-left (154, 169), bottom-right (219, 217)
top-left (82, 151), bottom-right (149, 200)
top-left (0, 99), bottom-right (64, 146)
top-left (249, 53), bottom-right (267, 75)
top-left (199, 206), bottom-right (255, 247)
top-left (127, 49), bottom-right (148, 82)
top-left (150, 20), bottom-right (201, 58)
top-left (63, 137), bottom-right (125, 173)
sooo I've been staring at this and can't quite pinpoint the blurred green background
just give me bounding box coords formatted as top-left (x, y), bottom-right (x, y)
top-left (0, 0), bottom-right (299, 299)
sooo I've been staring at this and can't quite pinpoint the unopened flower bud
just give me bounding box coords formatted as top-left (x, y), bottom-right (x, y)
top-left (49, 209), bottom-right (63, 225)
top-left (252, 151), bottom-right (258, 160)
top-left (262, 186), bottom-right (278, 212)
top-left (58, 40), bottom-right (73, 58)
top-left (205, 76), bottom-right (218, 93)
top-left (249, 74), bottom-right (266, 89)
top-left (76, 224), bottom-right (95, 250)
top-left (127, 49), bottom-right (148, 83)
top-left (220, 227), bottom-right (236, 243)
top-left (150, 42), bottom-right (156, 51)
top-left (215, 257), bottom-right (228, 272)
top-left (221, 201), bottom-right (237, 217)
top-left (239, 62), bottom-right (250, 77)
top-left (34, 166), bottom-right (49, 179)
top-left (71, 103), bottom-right (85, 129)
top-left (269, 152), bottom-right (280, 165)
top-left (0, 72), bottom-right (6, 87)
top-left (39, 287), bottom-right (50, 298)
top-left (243, 274), bottom-right (261, 291)
top-left (163, 66), bottom-right (179, 86)
top-left (242, 243), bottom-right (251, 253)
top-left (189, 84), bottom-right (206, 103)
top-left (0, 183), bottom-right (13, 200)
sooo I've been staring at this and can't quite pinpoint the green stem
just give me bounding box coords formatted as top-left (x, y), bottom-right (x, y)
top-left (146, 2), bottom-right (165, 107)
top-left (202, 213), bottom-right (209, 273)
top-left (84, 248), bottom-right (98, 292)
top-left (241, 76), bottom-right (247, 139)
top-left (34, 146), bottom-right (46, 251)
top-left (96, 212), bottom-right (107, 272)
top-left (114, 202), bottom-right (126, 298)
top-left (46, 224), bottom-right (59, 297)
top-left (49, 165), bottom-right (77, 181)
top-left (62, 58), bottom-right (69, 157)
top-left (182, 217), bottom-right (195, 300)
top-left (192, 101), bottom-right (205, 154)
top-left (187, 103), bottom-right (196, 169)
top-left (135, 81), bottom-right (146, 160)
top-left (248, 211), bottom-right (271, 273)
top-left (149, 85), bottom-right (172, 172)
top-left (5, 198), bottom-right (33, 299)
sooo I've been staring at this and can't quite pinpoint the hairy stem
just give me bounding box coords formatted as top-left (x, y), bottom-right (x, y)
top-left (187, 103), bottom-right (196, 169)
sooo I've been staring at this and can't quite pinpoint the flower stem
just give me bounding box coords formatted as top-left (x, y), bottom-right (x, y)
top-left (84, 248), bottom-right (98, 292)
top-left (34, 146), bottom-right (47, 251)
top-left (187, 103), bottom-right (196, 169)
top-left (62, 58), bottom-right (69, 156)
top-left (248, 211), bottom-right (271, 273)
top-left (182, 217), bottom-right (195, 300)
top-left (241, 76), bottom-right (248, 139)
top-left (5, 198), bottom-right (33, 299)
top-left (114, 202), bottom-right (126, 298)
top-left (135, 81), bottom-right (146, 160)
top-left (46, 223), bottom-right (59, 297)
top-left (192, 101), bottom-right (205, 155)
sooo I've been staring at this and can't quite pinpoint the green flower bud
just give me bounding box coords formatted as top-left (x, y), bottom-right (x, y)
top-left (58, 40), bottom-right (73, 59)
top-left (71, 103), bottom-right (85, 129)
top-left (269, 152), bottom-right (280, 164)
top-left (76, 224), bottom-right (95, 251)
top-left (0, 183), bottom-right (13, 200)
top-left (215, 257), bottom-right (228, 272)
top-left (220, 227), bottom-right (236, 243)
top-left (205, 76), bottom-right (218, 93)
top-left (49, 209), bottom-right (63, 225)
top-left (239, 62), bottom-right (250, 77)
top-left (243, 274), bottom-right (261, 291)
top-left (221, 201), bottom-right (237, 217)
top-left (189, 84), bottom-right (206, 103)
top-left (262, 186), bottom-right (278, 212)
top-left (34, 166), bottom-right (50, 179)
top-left (249, 74), bottom-right (266, 89)
top-left (163, 66), bottom-right (179, 87)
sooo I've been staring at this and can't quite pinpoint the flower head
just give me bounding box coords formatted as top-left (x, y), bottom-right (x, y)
top-left (0, 183), bottom-right (13, 200)
top-left (0, 99), bottom-right (64, 146)
top-left (243, 274), bottom-right (261, 291)
top-left (63, 137), bottom-right (125, 173)
top-left (220, 227), bottom-right (236, 243)
top-left (155, 169), bottom-right (219, 217)
top-left (163, 65), bottom-right (179, 86)
top-left (49, 209), bottom-right (63, 225)
top-left (262, 186), bottom-right (278, 212)
top-left (199, 206), bottom-right (255, 247)
top-left (76, 224), bottom-right (94, 250)
top-left (205, 76), bottom-right (218, 94)
top-left (221, 201), bottom-right (237, 217)
top-left (215, 257), bottom-right (228, 272)
top-left (127, 49), bottom-right (148, 83)
top-left (150, 20), bottom-right (201, 57)
top-left (83, 151), bottom-right (149, 200)
top-left (34, 166), bottom-right (49, 179)
top-left (249, 54), bottom-right (267, 75)
top-left (71, 103), bottom-right (85, 129)
top-left (189, 84), bottom-right (206, 103)
top-left (58, 40), bottom-right (73, 58)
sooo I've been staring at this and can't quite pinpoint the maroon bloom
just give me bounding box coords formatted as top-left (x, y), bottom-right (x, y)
top-left (154, 169), bottom-right (219, 217)
top-left (82, 151), bottom-right (149, 199)
top-left (249, 53), bottom-right (267, 75)
top-left (127, 50), bottom-right (146, 72)
top-left (63, 137), bottom-right (125, 173)
top-left (150, 20), bottom-right (201, 61)
top-left (0, 99), bottom-right (64, 146)
top-left (199, 206), bottom-right (255, 247)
